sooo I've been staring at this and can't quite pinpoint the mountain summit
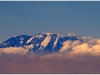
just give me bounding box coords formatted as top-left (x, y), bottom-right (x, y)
top-left (0, 32), bottom-right (80, 53)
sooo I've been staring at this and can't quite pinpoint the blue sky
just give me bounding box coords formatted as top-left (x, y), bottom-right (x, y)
top-left (0, 1), bottom-right (100, 42)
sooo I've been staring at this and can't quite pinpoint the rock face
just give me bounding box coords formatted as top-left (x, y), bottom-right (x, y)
top-left (0, 33), bottom-right (80, 52)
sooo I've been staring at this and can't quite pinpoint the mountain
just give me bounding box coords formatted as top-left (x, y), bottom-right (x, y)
top-left (0, 32), bottom-right (81, 53)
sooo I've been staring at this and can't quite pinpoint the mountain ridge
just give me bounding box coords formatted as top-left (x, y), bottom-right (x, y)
top-left (0, 32), bottom-right (81, 53)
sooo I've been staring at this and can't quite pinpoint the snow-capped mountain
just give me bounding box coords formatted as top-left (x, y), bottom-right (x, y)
top-left (0, 32), bottom-right (81, 52)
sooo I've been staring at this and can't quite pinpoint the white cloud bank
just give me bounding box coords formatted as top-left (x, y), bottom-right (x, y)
top-left (59, 36), bottom-right (100, 58)
top-left (0, 47), bottom-right (29, 55)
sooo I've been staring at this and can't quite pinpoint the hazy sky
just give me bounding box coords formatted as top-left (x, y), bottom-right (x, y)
top-left (0, 1), bottom-right (100, 42)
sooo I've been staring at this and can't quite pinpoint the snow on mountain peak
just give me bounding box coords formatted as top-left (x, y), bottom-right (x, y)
top-left (53, 34), bottom-right (59, 47)
top-left (39, 34), bottom-right (51, 50)
top-left (42, 32), bottom-right (52, 35)
top-left (27, 36), bottom-right (34, 44)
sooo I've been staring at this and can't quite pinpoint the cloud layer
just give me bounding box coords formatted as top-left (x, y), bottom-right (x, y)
top-left (0, 47), bottom-right (30, 55)
top-left (58, 36), bottom-right (100, 58)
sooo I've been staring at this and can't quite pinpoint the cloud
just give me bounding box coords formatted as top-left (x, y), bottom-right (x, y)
top-left (0, 47), bottom-right (30, 55)
top-left (67, 31), bottom-right (76, 36)
top-left (58, 36), bottom-right (100, 58)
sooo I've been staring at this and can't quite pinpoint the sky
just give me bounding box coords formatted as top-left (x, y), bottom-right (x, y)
top-left (0, 1), bottom-right (100, 42)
